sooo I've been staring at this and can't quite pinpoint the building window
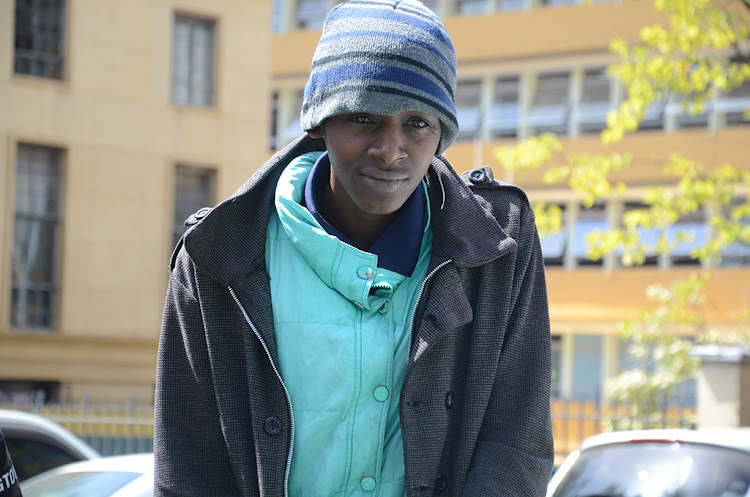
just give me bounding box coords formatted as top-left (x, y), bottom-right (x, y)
top-left (294, 0), bottom-right (328, 29)
top-left (419, 0), bottom-right (443, 15)
top-left (571, 203), bottom-right (606, 266)
top-left (527, 71), bottom-right (571, 136)
top-left (172, 14), bottom-right (215, 107)
top-left (723, 80), bottom-right (750, 126)
top-left (618, 339), bottom-right (695, 407)
top-left (173, 165), bottom-right (215, 248)
top-left (490, 75), bottom-right (520, 138)
top-left (455, 79), bottom-right (482, 141)
top-left (498, 0), bottom-right (525, 12)
top-left (719, 199), bottom-right (750, 266)
top-left (639, 99), bottom-right (666, 130)
top-left (577, 68), bottom-right (611, 134)
top-left (11, 144), bottom-right (62, 330)
top-left (673, 94), bottom-right (711, 129)
top-left (551, 335), bottom-right (562, 399)
top-left (279, 90), bottom-right (304, 146)
top-left (542, 0), bottom-right (577, 6)
top-left (270, 92), bottom-right (280, 150)
top-left (0, 380), bottom-right (60, 405)
top-left (621, 202), bottom-right (660, 266)
top-left (456, 0), bottom-right (491, 15)
top-left (539, 203), bottom-right (566, 267)
top-left (572, 334), bottom-right (603, 401)
top-left (668, 208), bottom-right (706, 265)
top-left (719, 58), bottom-right (750, 126)
top-left (13, 0), bottom-right (66, 80)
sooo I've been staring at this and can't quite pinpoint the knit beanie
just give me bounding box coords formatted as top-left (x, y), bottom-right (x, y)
top-left (300, 0), bottom-right (458, 156)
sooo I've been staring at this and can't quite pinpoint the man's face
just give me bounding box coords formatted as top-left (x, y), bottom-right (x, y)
top-left (308, 110), bottom-right (441, 217)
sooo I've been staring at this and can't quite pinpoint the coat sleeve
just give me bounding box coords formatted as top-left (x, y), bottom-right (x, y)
top-left (153, 249), bottom-right (239, 497)
top-left (462, 197), bottom-right (554, 496)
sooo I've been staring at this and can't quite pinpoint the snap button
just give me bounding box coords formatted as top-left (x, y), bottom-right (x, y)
top-left (373, 386), bottom-right (389, 402)
top-left (378, 301), bottom-right (389, 315)
top-left (353, 301), bottom-right (365, 309)
top-left (195, 206), bottom-right (211, 219)
top-left (264, 416), bottom-right (282, 435)
top-left (445, 392), bottom-right (454, 409)
top-left (357, 266), bottom-right (374, 279)
top-left (360, 476), bottom-right (376, 492)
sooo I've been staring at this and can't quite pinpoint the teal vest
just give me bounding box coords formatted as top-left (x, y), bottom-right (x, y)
top-left (265, 152), bottom-right (432, 496)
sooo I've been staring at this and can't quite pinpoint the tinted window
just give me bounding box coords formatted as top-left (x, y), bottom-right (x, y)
top-left (552, 441), bottom-right (750, 497)
top-left (5, 437), bottom-right (78, 480)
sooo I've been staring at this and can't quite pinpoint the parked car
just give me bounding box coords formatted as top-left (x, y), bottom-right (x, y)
top-left (20, 453), bottom-right (153, 497)
top-left (548, 428), bottom-right (750, 497)
top-left (0, 408), bottom-right (100, 481)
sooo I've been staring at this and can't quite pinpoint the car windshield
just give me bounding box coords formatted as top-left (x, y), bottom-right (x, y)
top-left (21, 470), bottom-right (142, 497)
top-left (551, 441), bottom-right (750, 497)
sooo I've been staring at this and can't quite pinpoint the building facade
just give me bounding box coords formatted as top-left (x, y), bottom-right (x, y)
top-left (0, 0), bottom-right (748, 406)
top-left (270, 0), bottom-right (750, 405)
top-left (0, 0), bottom-right (273, 404)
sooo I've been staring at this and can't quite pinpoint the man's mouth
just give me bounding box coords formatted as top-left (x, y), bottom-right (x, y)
top-left (360, 173), bottom-right (406, 192)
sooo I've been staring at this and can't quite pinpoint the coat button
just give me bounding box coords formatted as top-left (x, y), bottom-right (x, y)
top-left (434, 475), bottom-right (447, 493)
top-left (264, 416), bottom-right (282, 435)
top-left (445, 392), bottom-right (454, 409)
top-left (378, 301), bottom-right (389, 315)
top-left (360, 476), bottom-right (377, 492)
top-left (373, 386), bottom-right (389, 402)
top-left (195, 207), bottom-right (211, 218)
top-left (468, 168), bottom-right (486, 184)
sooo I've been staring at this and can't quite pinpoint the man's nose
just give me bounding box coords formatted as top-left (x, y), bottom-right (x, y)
top-left (368, 122), bottom-right (407, 165)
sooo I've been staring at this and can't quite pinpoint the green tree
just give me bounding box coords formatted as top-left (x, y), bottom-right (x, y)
top-left (494, 0), bottom-right (750, 426)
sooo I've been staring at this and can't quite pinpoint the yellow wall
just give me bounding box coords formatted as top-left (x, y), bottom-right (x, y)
top-left (0, 0), bottom-right (272, 403)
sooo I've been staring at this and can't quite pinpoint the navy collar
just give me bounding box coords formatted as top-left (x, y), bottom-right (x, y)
top-left (303, 152), bottom-right (426, 277)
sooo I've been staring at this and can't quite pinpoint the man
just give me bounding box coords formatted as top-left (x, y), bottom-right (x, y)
top-left (154, 0), bottom-right (553, 495)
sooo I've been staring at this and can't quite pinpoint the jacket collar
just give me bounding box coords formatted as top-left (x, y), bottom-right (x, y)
top-left (183, 135), bottom-right (516, 287)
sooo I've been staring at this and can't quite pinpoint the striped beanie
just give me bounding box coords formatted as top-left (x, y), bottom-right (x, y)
top-left (300, 0), bottom-right (458, 155)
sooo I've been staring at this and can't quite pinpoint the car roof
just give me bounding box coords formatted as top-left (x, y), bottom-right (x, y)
top-left (579, 428), bottom-right (750, 453)
top-left (37, 453), bottom-right (155, 474)
top-left (0, 408), bottom-right (101, 459)
top-left (20, 453), bottom-right (154, 496)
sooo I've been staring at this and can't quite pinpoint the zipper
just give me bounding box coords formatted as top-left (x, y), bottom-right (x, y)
top-left (229, 286), bottom-right (294, 497)
top-left (406, 259), bottom-right (452, 367)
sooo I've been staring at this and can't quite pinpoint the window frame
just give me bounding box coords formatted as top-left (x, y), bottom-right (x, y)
top-left (13, 0), bottom-right (67, 80)
top-left (172, 164), bottom-right (216, 249)
top-left (10, 143), bottom-right (64, 330)
top-left (171, 13), bottom-right (217, 108)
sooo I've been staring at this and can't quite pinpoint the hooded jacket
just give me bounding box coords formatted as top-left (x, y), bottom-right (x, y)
top-left (154, 135), bottom-right (554, 497)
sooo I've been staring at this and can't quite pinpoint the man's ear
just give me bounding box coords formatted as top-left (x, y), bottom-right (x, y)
top-left (306, 127), bottom-right (323, 139)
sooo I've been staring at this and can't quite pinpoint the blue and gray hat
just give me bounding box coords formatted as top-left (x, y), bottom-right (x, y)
top-left (300, 0), bottom-right (458, 155)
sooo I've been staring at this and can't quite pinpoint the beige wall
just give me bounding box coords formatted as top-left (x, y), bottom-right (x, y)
top-left (0, 0), bottom-right (272, 403)
top-left (1, 0), bottom-right (748, 404)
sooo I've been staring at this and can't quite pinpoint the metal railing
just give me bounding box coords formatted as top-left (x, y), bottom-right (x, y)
top-left (2, 399), bottom-right (695, 462)
top-left (2, 400), bottom-right (153, 456)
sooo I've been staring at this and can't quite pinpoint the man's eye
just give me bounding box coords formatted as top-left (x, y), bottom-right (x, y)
top-left (410, 118), bottom-right (428, 128)
top-left (351, 115), bottom-right (372, 124)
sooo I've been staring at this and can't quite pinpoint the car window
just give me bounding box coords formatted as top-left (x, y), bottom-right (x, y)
top-left (21, 471), bottom-right (142, 497)
top-left (551, 441), bottom-right (750, 497)
top-left (4, 437), bottom-right (79, 481)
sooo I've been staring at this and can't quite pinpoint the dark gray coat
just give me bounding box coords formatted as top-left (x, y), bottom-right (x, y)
top-left (154, 135), bottom-right (554, 497)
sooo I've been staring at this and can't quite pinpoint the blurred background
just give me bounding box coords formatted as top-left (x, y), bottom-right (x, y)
top-left (0, 0), bottom-right (748, 467)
